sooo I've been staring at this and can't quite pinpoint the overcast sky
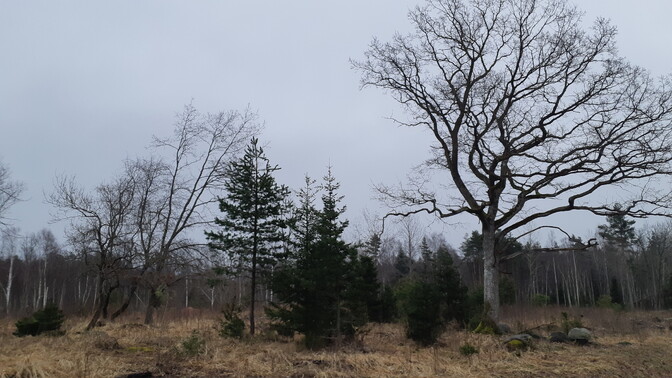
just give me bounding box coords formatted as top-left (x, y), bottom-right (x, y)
top-left (1, 0), bottom-right (671, 249)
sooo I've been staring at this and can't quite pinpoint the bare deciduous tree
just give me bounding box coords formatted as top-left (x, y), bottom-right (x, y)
top-left (48, 174), bottom-right (136, 329)
top-left (127, 104), bottom-right (259, 324)
top-left (0, 160), bottom-right (24, 228)
top-left (356, 0), bottom-right (672, 320)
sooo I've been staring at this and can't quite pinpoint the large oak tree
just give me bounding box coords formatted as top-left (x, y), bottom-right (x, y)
top-left (356, 0), bottom-right (672, 320)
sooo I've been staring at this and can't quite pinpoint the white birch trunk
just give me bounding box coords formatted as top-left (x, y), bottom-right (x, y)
top-left (4, 255), bottom-right (14, 314)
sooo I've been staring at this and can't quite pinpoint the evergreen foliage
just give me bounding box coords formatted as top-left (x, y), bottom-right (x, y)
top-left (181, 330), bottom-right (206, 356)
top-left (598, 204), bottom-right (637, 249)
top-left (376, 285), bottom-right (397, 323)
top-left (433, 245), bottom-right (468, 323)
top-left (14, 304), bottom-right (65, 337)
top-left (393, 247), bottom-right (411, 282)
top-left (395, 279), bottom-right (443, 345)
top-left (363, 233), bottom-right (382, 258)
top-left (206, 138), bottom-right (290, 335)
top-left (352, 255), bottom-right (382, 324)
top-left (395, 242), bottom-right (468, 345)
top-left (218, 303), bottom-right (245, 339)
top-left (610, 277), bottom-right (624, 305)
top-left (268, 168), bottom-right (373, 349)
top-left (499, 277), bottom-right (516, 305)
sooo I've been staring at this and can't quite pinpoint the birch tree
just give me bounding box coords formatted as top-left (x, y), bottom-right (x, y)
top-left (128, 104), bottom-right (258, 324)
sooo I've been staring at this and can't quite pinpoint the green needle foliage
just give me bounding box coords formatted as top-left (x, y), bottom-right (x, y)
top-left (206, 138), bottom-right (290, 336)
top-left (14, 304), bottom-right (65, 337)
top-left (268, 168), bottom-right (374, 349)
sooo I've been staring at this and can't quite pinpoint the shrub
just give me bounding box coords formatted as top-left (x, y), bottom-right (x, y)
top-left (560, 312), bottom-right (583, 334)
top-left (218, 304), bottom-right (245, 339)
top-left (596, 294), bottom-right (623, 310)
top-left (531, 294), bottom-right (550, 307)
top-left (181, 330), bottom-right (206, 357)
top-left (14, 304), bottom-right (65, 337)
top-left (596, 295), bottom-right (613, 308)
top-left (459, 343), bottom-right (479, 356)
top-left (14, 317), bottom-right (40, 337)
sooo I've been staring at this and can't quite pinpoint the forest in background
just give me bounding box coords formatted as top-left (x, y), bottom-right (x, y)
top-left (1, 110), bottom-right (672, 345)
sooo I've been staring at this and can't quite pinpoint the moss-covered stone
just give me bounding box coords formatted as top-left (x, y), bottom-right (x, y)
top-left (473, 316), bottom-right (500, 335)
top-left (505, 339), bottom-right (527, 351)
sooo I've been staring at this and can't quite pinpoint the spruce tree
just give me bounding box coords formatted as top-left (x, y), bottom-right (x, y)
top-left (269, 167), bottom-right (367, 348)
top-left (206, 138), bottom-right (289, 335)
top-left (598, 203), bottom-right (637, 249)
top-left (363, 233), bottom-right (382, 258)
top-left (433, 245), bottom-right (468, 323)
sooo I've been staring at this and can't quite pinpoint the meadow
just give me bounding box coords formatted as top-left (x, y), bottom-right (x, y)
top-left (2, 306), bottom-right (672, 377)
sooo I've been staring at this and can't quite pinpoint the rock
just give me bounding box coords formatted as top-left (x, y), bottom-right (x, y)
top-left (497, 323), bottom-right (512, 334)
top-left (505, 339), bottom-right (528, 352)
top-left (473, 317), bottom-right (499, 335)
top-left (568, 328), bottom-right (591, 345)
top-left (549, 331), bottom-right (570, 343)
top-left (503, 334), bottom-right (533, 352)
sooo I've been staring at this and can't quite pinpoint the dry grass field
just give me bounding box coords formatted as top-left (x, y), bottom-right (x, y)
top-left (2, 306), bottom-right (672, 377)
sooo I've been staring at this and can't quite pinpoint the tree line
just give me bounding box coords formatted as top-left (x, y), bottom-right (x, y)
top-left (2, 125), bottom-right (672, 347)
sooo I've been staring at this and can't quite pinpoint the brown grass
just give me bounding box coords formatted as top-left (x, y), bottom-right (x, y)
top-left (1, 307), bottom-right (671, 377)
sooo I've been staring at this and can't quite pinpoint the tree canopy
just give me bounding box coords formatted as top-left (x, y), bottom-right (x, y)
top-left (356, 0), bottom-right (672, 320)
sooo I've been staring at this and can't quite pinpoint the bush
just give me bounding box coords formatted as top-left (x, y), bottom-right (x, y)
top-left (459, 343), bottom-right (479, 356)
top-left (14, 304), bottom-right (65, 337)
top-left (560, 312), bottom-right (583, 334)
top-left (181, 330), bottom-right (206, 356)
top-left (14, 317), bottom-right (40, 337)
top-left (596, 294), bottom-right (623, 310)
top-left (531, 294), bottom-right (550, 307)
top-left (596, 295), bottom-right (613, 308)
top-left (218, 304), bottom-right (245, 339)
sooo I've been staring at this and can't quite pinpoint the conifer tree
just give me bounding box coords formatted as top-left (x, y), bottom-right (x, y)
top-left (363, 233), bottom-right (382, 258)
top-left (393, 247), bottom-right (411, 282)
top-left (433, 244), bottom-right (468, 323)
top-left (269, 167), bottom-right (368, 348)
top-left (598, 203), bottom-right (637, 250)
top-left (206, 138), bottom-right (289, 335)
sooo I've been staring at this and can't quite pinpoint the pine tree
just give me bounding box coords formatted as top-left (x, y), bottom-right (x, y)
top-left (598, 203), bottom-right (637, 250)
top-left (206, 138), bottom-right (289, 335)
